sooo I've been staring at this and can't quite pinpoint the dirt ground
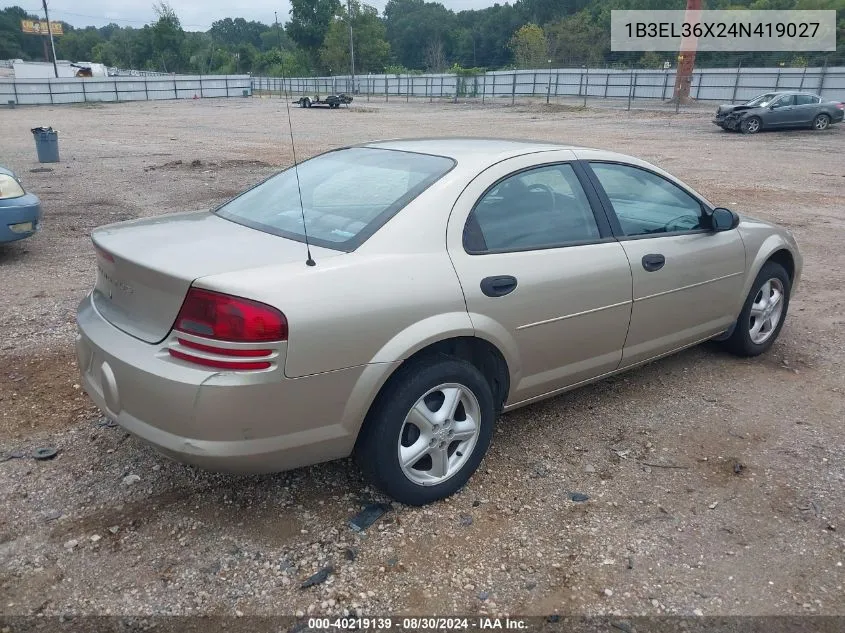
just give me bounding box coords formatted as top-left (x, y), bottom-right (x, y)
top-left (0, 97), bottom-right (843, 621)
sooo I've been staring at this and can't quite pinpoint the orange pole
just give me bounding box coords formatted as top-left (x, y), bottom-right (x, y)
top-left (672, 0), bottom-right (702, 103)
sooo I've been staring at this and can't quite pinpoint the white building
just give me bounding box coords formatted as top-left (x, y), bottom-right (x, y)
top-left (12, 60), bottom-right (109, 79)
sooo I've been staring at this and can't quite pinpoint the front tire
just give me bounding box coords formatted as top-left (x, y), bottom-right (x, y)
top-left (355, 357), bottom-right (495, 506)
top-left (722, 261), bottom-right (791, 357)
top-left (741, 116), bottom-right (762, 134)
top-left (812, 113), bottom-right (830, 131)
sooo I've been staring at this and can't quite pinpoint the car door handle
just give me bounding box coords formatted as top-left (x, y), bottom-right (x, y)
top-left (480, 275), bottom-right (518, 297)
top-left (641, 254), bottom-right (665, 272)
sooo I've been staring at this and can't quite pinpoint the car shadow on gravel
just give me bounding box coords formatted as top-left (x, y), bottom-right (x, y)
top-left (0, 241), bottom-right (32, 265)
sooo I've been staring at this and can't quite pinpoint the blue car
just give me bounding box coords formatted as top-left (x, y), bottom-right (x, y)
top-left (0, 166), bottom-right (42, 243)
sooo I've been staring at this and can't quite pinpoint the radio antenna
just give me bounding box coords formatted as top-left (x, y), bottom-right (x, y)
top-left (277, 16), bottom-right (315, 267)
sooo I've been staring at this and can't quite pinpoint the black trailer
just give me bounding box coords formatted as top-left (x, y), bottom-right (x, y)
top-left (295, 94), bottom-right (353, 109)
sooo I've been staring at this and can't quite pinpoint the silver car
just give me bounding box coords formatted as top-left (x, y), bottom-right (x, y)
top-left (76, 139), bottom-right (802, 505)
top-left (713, 91), bottom-right (845, 133)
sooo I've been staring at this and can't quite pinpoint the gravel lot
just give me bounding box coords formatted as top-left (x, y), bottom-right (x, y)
top-left (1, 97), bottom-right (843, 621)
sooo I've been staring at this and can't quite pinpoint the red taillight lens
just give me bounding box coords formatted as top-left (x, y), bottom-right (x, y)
top-left (177, 338), bottom-right (271, 357)
top-left (168, 349), bottom-right (271, 371)
top-left (173, 288), bottom-right (287, 342)
top-left (167, 289), bottom-right (286, 371)
top-left (837, 103), bottom-right (844, 110)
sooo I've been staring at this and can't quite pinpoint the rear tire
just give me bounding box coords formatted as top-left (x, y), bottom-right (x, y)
top-left (741, 116), bottom-right (761, 134)
top-left (355, 357), bottom-right (495, 506)
top-left (722, 261), bottom-right (791, 357)
top-left (812, 113), bottom-right (830, 131)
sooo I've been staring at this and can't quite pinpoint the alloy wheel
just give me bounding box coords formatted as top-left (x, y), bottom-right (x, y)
top-left (397, 383), bottom-right (481, 486)
top-left (749, 278), bottom-right (785, 344)
top-left (745, 118), bottom-right (760, 133)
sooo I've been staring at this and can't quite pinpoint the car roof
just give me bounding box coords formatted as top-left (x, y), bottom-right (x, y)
top-left (764, 91), bottom-right (819, 97)
top-left (358, 137), bottom-right (586, 163)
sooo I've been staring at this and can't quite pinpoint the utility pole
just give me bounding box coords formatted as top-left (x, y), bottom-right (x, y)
top-left (42, 0), bottom-right (59, 78)
top-left (347, 0), bottom-right (355, 93)
top-left (275, 11), bottom-right (284, 95)
top-left (671, 0), bottom-right (701, 103)
top-left (274, 11), bottom-right (282, 51)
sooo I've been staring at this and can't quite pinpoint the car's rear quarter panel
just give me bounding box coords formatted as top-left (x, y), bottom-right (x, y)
top-left (195, 176), bottom-right (474, 379)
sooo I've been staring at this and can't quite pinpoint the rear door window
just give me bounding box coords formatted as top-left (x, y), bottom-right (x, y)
top-left (771, 95), bottom-right (796, 108)
top-left (464, 163), bottom-right (600, 253)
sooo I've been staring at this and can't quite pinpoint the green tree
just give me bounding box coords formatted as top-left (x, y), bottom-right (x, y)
top-left (454, 3), bottom-right (524, 68)
top-left (508, 23), bottom-right (547, 68)
top-left (260, 27), bottom-right (294, 52)
top-left (546, 11), bottom-right (607, 66)
top-left (56, 27), bottom-right (104, 62)
top-left (384, 0), bottom-right (456, 69)
top-left (4, 0), bottom-right (841, 77)
top-left (514, 0), bottom-right (575, 25)
top-left (638, 51), bottom-right (663, 69)
top-left (151, 1), bottom-right (185, 72)
top-left (210, 18), bottom-right (267, 50)
top-left (287, 0), bottom-right (341, 53)
top-left (320, 1), bottom-right (390, 74)
top-left (0, 6), bottom-right (46, 60)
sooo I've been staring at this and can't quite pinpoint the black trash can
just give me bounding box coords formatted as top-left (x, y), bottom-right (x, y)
top-left (31, 127), bottom-right (59, 163)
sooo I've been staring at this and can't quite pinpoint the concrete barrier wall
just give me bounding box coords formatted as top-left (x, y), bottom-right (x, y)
top-left (3, 68), bottom-right (842, 107)
top-left (0, 75), bottom-right (252, 105)
top-left (254, 66), bottom-right (845, 104)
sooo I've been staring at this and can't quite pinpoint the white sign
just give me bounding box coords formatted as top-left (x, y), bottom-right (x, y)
top-left (611, 10), bottom-right (836, 52)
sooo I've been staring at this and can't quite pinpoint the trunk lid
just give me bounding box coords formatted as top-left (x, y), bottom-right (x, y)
top-left (91, 211), bottom-right (341, 343)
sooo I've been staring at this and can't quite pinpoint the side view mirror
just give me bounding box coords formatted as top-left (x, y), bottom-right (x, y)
top-left (710, 207), bottom-right (739, 232)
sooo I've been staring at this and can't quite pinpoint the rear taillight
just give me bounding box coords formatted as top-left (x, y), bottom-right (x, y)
top-left (168, 288), bottom-right (287, 370)
top-left (173, 288), bottom-right (287, 342)
top-left (837, 103), bottom-right (844, 110)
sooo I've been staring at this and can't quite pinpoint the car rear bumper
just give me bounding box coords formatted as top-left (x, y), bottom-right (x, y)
top-left (0, 194), bottom-right (42, 243)
top-left (75, 293), bottom-right (384, 474)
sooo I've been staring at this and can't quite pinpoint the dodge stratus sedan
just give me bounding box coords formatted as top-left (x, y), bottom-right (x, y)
top-left (76, 139), bottom-right (802, 505)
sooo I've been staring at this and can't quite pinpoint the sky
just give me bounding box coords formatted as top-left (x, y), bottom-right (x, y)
top-left (16, 0), bottom-right (505, 31)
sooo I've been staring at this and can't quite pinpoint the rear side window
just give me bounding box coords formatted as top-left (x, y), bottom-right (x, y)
top-left (771, 95), bottom-right (796, 108)
top-left (216, 148), bottom-right (454, 250)
top-left (464, 163), bottom-right (600, 253)
top-left (795, 94), bottom-right (820, 105)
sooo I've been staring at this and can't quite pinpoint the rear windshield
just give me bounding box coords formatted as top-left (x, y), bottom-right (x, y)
top-left (215, 147), bottom-right (455, 251)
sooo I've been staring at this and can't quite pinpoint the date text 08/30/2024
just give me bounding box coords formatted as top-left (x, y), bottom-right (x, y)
top-left (307, 617), bottom-right (528, 630)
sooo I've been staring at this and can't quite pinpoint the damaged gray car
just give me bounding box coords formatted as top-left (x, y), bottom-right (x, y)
top-left (713, 91), bottom-right (844, 134)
